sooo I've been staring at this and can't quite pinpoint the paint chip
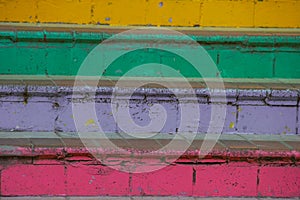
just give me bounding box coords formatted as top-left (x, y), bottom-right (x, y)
top-left (85, 119), bottom-right (96, 126)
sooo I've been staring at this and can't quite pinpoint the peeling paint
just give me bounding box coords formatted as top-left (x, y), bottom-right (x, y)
top-left (0, 80), bottom-right (298, 134)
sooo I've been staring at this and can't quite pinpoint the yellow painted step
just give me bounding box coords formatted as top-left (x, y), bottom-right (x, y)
top-left (0, 0), bottom-right (299, 28)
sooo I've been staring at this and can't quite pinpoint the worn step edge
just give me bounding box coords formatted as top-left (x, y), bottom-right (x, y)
top-left (0, 132), bottom-right (299, 164)
top-left (1, 24), bottom-right (300, 44)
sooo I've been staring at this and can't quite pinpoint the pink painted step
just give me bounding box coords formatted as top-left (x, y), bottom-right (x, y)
top-left (0, 133), bottom-right (299, 197)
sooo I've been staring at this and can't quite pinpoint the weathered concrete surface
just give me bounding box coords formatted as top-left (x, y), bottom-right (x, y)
top-left (0, 26), bottom-right (300, 78)
top-left (0, 197), bottom-right (293, 200)
top-left (0, 78), bottom-right (298, 197)
top-left (0, 0), bottom-right (299, 28)
top-left (0, 133), bottom-right (299, 197)
top-left (0, 78), bottom-right (299, 135)
top-left (0, 136), bottom-right (300, 197)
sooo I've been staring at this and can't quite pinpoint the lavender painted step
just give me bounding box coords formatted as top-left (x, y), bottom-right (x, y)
top-left (0, 77), bottom-right (299, 135)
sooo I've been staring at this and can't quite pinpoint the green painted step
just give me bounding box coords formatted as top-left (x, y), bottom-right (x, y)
top-left (0, 29), bottom-right (300, 78)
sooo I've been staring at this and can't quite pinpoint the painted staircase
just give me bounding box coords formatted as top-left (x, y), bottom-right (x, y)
top-left (0, 0), bottom-right (300, 197)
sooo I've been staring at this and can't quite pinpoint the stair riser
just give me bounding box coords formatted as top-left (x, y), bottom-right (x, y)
top-left (1, 0), bottom-right (300, 28)
top-left (0, 85), bottom-right (298, 134)
top-left (0, 30), bottom-right (300, 78)
top-left (0, 158), bottom-right (299, 197)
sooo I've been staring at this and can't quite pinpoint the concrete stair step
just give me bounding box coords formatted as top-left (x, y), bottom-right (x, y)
top-left (0, 132), bottom-right (299, 197)
top-left (0, 76), bottom-right (299, 135)
top-left (0, 24), bottom-right (299, 78)
top-left (0, 76), bottom-right (299, 197)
